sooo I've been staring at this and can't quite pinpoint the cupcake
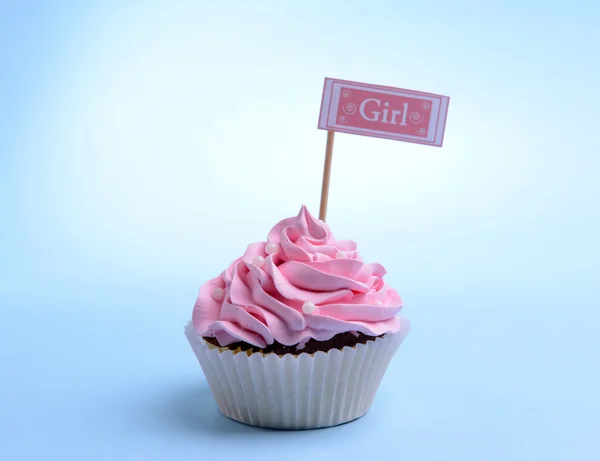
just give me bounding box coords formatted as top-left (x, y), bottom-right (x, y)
top-left (185, 205), bottom-right (410, 429)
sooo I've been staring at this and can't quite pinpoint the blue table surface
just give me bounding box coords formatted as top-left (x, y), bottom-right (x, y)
top-left (2, 281), bottom-right (598, 461)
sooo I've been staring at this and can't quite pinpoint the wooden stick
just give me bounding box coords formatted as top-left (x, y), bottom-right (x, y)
top-left (319, 131), bottom-right (335, 221)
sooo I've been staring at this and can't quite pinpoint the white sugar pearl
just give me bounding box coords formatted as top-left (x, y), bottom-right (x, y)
top-left (253, 255), bottom-right (265, 267)
top-left (375, 300), bottom-right (383, 305)
top-left (335, 250), bottom-right (347, 259)
top-left (211, 287), bottom-right (225, 301)
top-left (302, 301), bottom-right (317, 314)
top-left (265, 242), bottom-right (279, 255)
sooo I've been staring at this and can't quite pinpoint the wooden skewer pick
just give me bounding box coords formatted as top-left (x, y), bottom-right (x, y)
top-left (319, 131), bottom-right (335, 222)
top-left (316, 79), bottom-right (449, 221)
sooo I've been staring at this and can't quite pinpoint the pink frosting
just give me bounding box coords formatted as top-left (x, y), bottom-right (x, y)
top-left (192, 206), bottom-right (405, 348)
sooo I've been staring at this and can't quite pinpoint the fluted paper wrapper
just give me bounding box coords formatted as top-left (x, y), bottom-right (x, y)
top-left (185, 320), bottom-right (409, 429)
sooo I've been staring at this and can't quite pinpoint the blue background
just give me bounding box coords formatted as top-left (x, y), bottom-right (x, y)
top-left (1, 1), bottom-right (599, 459)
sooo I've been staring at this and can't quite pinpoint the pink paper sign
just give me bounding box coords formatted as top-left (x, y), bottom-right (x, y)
top-left (318, 78), bottom-right (450, 147)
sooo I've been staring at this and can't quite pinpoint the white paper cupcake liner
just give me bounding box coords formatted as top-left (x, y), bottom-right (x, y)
top-left (184, 320), bottom-right (410, 430)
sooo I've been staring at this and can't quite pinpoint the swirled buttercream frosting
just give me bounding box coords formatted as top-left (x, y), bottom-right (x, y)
top-left (192, 206), bottom-right (404, 348)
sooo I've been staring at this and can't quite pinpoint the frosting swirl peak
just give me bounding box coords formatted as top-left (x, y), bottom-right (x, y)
top-left (192, 206), bottom-right (404, 348)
